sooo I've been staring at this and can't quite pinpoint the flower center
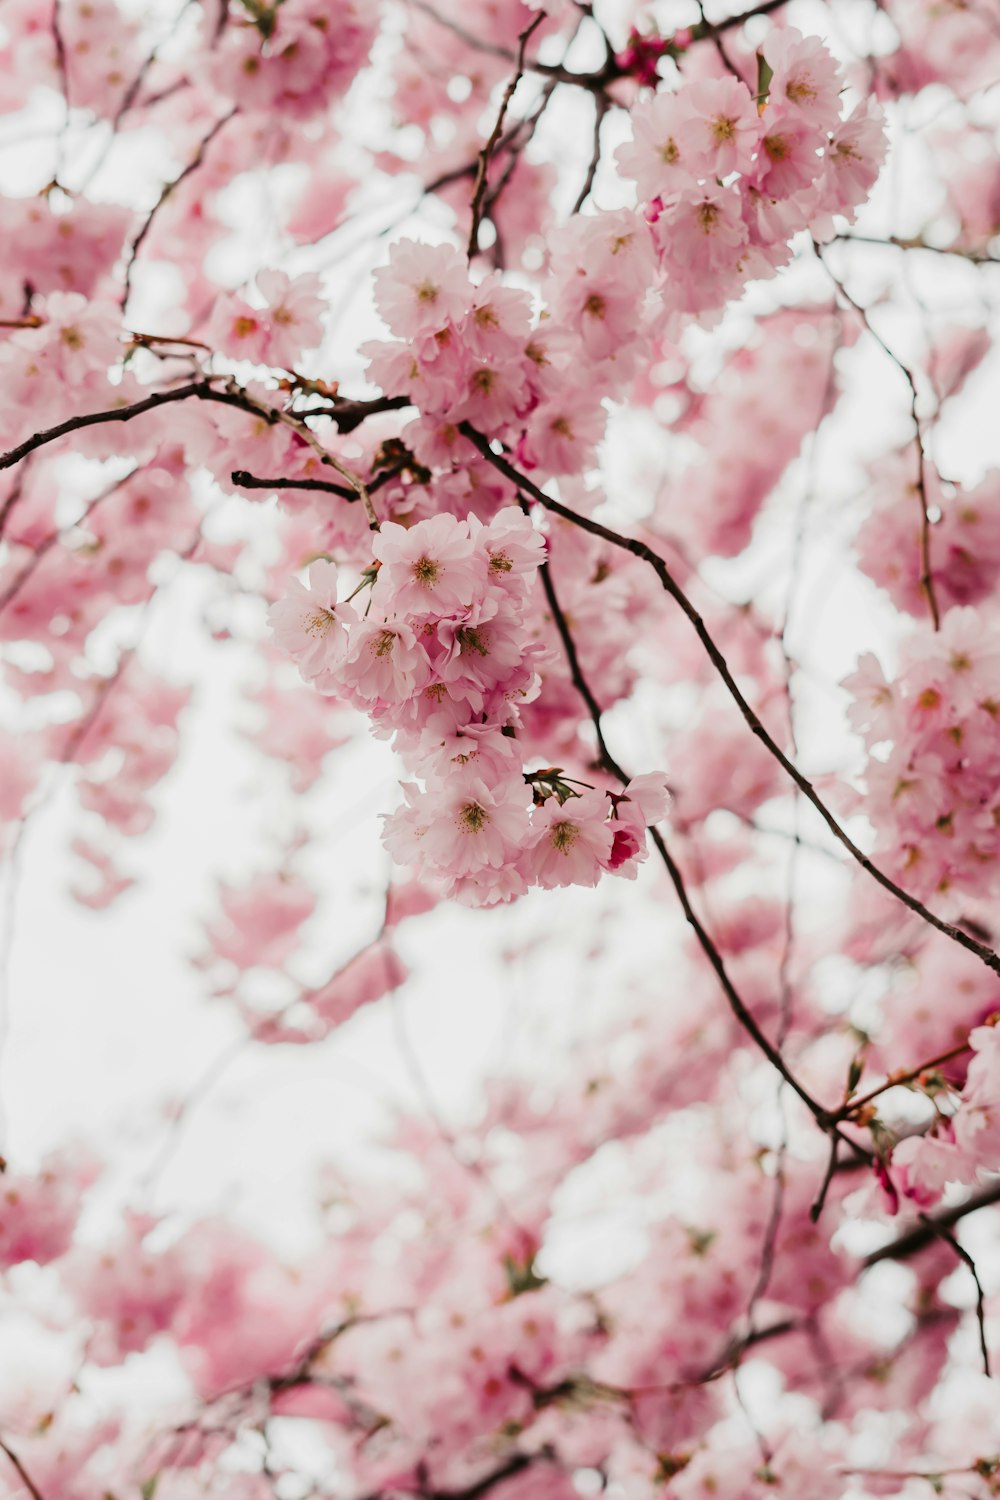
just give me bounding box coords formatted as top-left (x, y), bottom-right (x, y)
top-left (459, 802), bottom-right (489, 834)
top-left (786, 75), bottom-right (816, 103)
top-left (457, 626), bottom-right (488, 657)
top-left (696, 201), bottom-right (721, 234)
top-left (550, 820), bottom-right (579, 853)
top-left (305, 607), bottom-right (335, 636)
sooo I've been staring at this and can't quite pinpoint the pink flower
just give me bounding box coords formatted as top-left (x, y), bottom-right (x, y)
top-left (205, 271), bottom-right (325, 368)
top-left (517, 386), bottom-right (608, 476)
top-left (345, 618), bottom-right (430, 703)
top-left (843, 652), bottom-right (896, 741)
top-left (755, 114), bottom-right (825, 198)
top-left (373, 239), bottom-right (471, 339)
top-left (615, 91), bottom-right (700, 201)
top-left (761, 27), bottom-right (844, 133)
top-left (606, 772), bottom-right (670, 878)
top-left (894, 1130), bottom-right (972, 1208)
top-left (371, 512), bottom-right (482, 617)
top-left (675, 77), bottom-right (760, 179)
top-left (522, 789), bottom-right (614, 888)
top-left (255, 269), bottom-right (325, 367)
top-left (434, 601), bottom-right (528, 700)
top-left (657, 184), bottom-right (748, 273)
top-left (0, 1150), bottom-right (99, 1269)
top-left (384, 773), bottom-right (531, 879)
top-left (463, 272), bottom-right (533, 360)
top-left (452, 357), bottom-right (530, 428)
top-left (821, 101), bottom-right (887, 218)
top-left (470, 507), bottom-right (547, 597)
top-left (954, 1022), bottom-right (1000, 1168)
top-left (269, 559), bottom-right (356, 684)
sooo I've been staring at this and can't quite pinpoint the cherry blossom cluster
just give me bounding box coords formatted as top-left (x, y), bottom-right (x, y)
top-left (270, 507), bottom-right (668, 903)
top-left (362, 30), bottom-right (885, 488)
top-left (845, 608), bottom-right (1000, 902)
top-left (889, 1017), bottom-right (1000, 1211)
top-left (2, 0), bottom-right (1000, 1494)
top-left (858, 457), bottom-right (1000, 618)
top-left (616, 29), bottom-right (885, 322)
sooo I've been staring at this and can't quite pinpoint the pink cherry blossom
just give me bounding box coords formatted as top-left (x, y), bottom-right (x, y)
top-left (269, 559), bottom-right (356, 683)
top-left (522, 789), bottom-right (614, 888)
top-left (373, 239), bottom-right (472, 339)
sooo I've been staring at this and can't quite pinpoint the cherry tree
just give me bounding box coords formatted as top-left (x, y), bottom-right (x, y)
top-left (1, 0), bottom-right (1000, 1494)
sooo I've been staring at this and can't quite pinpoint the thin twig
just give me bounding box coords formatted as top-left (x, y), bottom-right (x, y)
top-left (570, 94), bottom-right (610, 215)
top-left (815, 241), bottom-right (940, 630)
top-left (0, 384), bottom-right (405, 473)
top-left (863, 1180), bottom-right (1000, 1265)
top-left (0, 1436), bottom-right (47, 1500)
top-left (527, 498), bottom-right (840, 1133)
top-left (833, 233), bottom-right (1000, 265)
top-left (809, 1135), bottom-right (840, 1222)
top-left (120, 106), bottom-right (238, 310)
top-left (227, 382), bottom-right (379, 529)
top-left (649, 827), bottom-right (836, 1125)
top-left (915, 1213), bottom-right (992, 1377)
top-left (837, 1039), bottom-right (974, 1118)
top-left (467, 14), bottom-right (544, 259)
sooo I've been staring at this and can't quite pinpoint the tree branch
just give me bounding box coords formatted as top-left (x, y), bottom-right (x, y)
top-left (863, 1180), bottom-right (1000, 1266)
top-left (0, 384), bottom-right (404, 475)
top-left (459, 423), bottom-right (1000, 983)
top-left (467, 14), bottom-right (544, 259)
top-left (525, 497), bottom-right (836, 1130)
top-left (0, 1437), bottom-right (47, 1500)
top-left (120, 106), bottom-right (238, 310)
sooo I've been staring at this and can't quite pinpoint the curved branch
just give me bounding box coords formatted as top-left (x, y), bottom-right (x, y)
top-left (458, 423), bottom-right (1000, 983)
top-left (528, 499), bottom-right (835, 1129)
top-left (0, 384), bottom-right (406, 475)
top-left (863, 1180), bottom-right (1000, 1266)
top-left (0, 1437), bottom-right (46, 1500)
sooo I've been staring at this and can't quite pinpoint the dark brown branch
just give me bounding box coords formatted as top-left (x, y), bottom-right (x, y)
top-left (837, 1039), bottom-right (974, 1119)
top-left (0, 382), bottom-right (237, 470)
top-left (863, 1180), bottom-right (1000, 1266)
top-left (412, 0), bottom-right (791, 93)
top-left (809, 1135), bottom-right (840, 1222)
top-left (359, 1449), bottom-right (543, 1500)
top-left (527, 506), bottom-right (836, 1128)
top-left (526, 505), bottom-right (626, 783)
top-left (833, 233), bottom-right (1000, 266)
top-left (570, 93), bottom-right (610, 215)
top-left (0, 1437), bottom-right (47, 1500)
top-left (121, 106), bottom-right (238, 309)
top-left (649, 827), bottom-right (834, 1126)
top-left (435, 1453), bottom-right (539, 1500)
top-left (458, 422), bottom-right (1000, 983)
top-left (232, 470), bottom-right (355, 501)
top-left (918, 1215), bottom-right (992, 1376)
top-left (527, 501), bottom-right (857, 1134)
top-left (0, 384), bottom-right (405, 475)
top-left (0, 460), bottom-right (30, 543)
top-left (322, 393), bottom-right (414, 433)
top-left (815, 241), bottom-right (940, 631)
top-left (467, 14), bottom-right (544, 259)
